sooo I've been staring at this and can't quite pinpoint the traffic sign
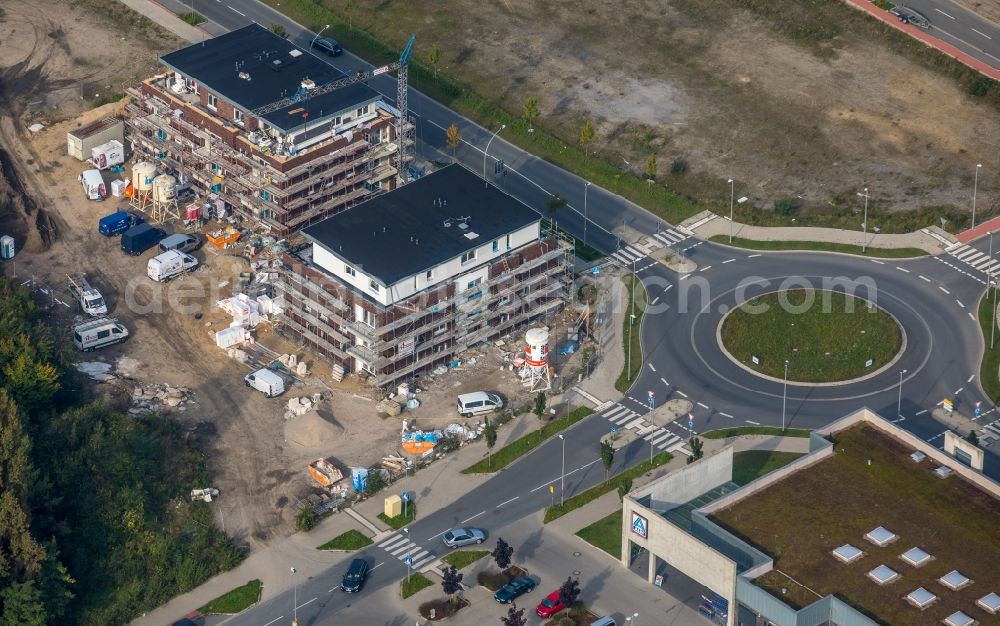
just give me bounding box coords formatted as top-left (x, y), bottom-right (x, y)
top-left (403, 554), bottom-right (413, 566)
top-left (402, 492), bottom-right (410, 502)
top-left (943, 398), bottom-right (954, 412)
top-left (688, 413), bottom-right (694, 430)
top-left (592, 266), bottom-right (601, 275)
top-left (610, 425), bottom-right (617, 434)
top-left (549, 485), bottom-right (555, 494)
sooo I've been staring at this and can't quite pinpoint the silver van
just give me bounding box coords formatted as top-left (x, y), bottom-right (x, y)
top-left (73, 318), bottom-right (129, 351)
top-left (456, 391), bottom-right (504, 417)
top-left (158, 233), bottom-right (201, 254)
top-left (590, 618), bottom-right (617, 626)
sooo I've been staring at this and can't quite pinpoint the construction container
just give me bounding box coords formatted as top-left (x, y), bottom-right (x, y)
top-left (67, 118), bottom-right (124, 161)
top-left (383, 494), bottom-right (402, 518)
top-left (308, 459), bottom-right (344, 488)
top-left (90, 140), bottom-right (124, 170)
top-left (110, 179), bottom-right (129, 198)
top-left (0, 235), bottom-right (14, 259)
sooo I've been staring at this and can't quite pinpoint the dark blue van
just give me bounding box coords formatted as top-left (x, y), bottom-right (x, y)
top-left (99, 209), bottom-right (144, 236)
top-left (121, 223), bottom-right (166, 256)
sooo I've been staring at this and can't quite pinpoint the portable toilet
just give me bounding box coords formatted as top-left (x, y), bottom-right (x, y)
top-left (0, 236), bottom-right (14, 259)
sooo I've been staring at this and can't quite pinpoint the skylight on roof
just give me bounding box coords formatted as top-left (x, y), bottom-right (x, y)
top-left (867, 565), bottom-right (899, 585)
top-left (905, 587), bottom-right (937, 609)
top-left (977, 592), bottom-right (1000, 614)
top-left (943, 611), bottom-right (974, 626)
top-left (463, 232), bottom-right (479, 240)
top-left (864, 526), bottom-right (897, 547)
top-left (939, 570), bottom-right (971, 590)
top-left (832, 544), bottom-right (864, 564)
top-left (899, 547), bottom-right (932, 567)
top-left (289, 49), bottom-right (303, 57)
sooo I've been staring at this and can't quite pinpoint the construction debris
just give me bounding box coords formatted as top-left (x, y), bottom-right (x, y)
top-left (308, 458), bottom-right (344, 488)
top-left (190, 487), bottom-right (220, 503)
top-left (129, 383), bottom-right (195, 414)
top-left (285, 396), bottom-right (314, 419)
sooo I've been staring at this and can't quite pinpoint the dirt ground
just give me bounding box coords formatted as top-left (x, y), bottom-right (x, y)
top-left (953, 0), bottom-right (1000, 25)
top-left (333, 0), bottom-right (998, 215)
top-left (0, 0), bottom-right (588, 549)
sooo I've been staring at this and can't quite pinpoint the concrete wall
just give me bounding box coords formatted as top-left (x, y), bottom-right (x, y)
top-left (633, 446), bottom-right (734, 511)
top-left (943, 430), bottom-right (985, 470)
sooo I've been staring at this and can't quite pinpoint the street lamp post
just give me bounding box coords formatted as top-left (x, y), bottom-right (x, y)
top-left (728, 178), bottom-right (735, 243)
top-left (973, 163), bottom-right (983, 229)
top-left (403, 527), bottom-right (411, 583)
top-left (897, 369), bottom-right (908, 418)
top-left (782, 360), bottom-right (789, 432)
top-left (311, 24), bottom-right (330, 48)
top-left (558, 434), bottom-right (566, 506)
top-left (291, 566), bottom-right (298, 626)
top-left (584, 181), bottom-right (592, 247)
top-left (857, 188), bottom-right (869, 253)
top-left (483, 124), bottom-right (507, 188)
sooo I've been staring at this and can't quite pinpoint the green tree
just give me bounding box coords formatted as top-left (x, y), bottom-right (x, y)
top-left (600, 440), bottom-right (614, 483)
top-left (492, 537), bottom-right (513, 570)
top-left (441, 564), bottom-right (463, 597)
top-left (545, 192), bottom-right (567, 235)
top-left (295, 506), bottom-right (317, 532)
top-left (427, 43), bottom-right (442, 77)
top-left (484, 417), bottom-right (498, 468)
top-left (446, 123), bottom-right (462, 160)
top-left (522, 97), bottom-right (540, 129)
top-left (0, 580), bottom-right (47, 626)
top-left (617, 478), bottom-right (633, 501)
top-left (966, 430), bottom-right (979, 445)
top-left (687, 437), bottom-right (704, 464)
top-left (645, 155), bottom-right (657, 180)
top-left (501, 604), bottom-right (527, 626)
top-left (558, 576), bottom-right (581, 608)
top-left (269, 24), bottom-right (288, 38)
top-left (579, 120), bottom-right (595, 159)
top-left (533, 392), bottom-right (546, 419)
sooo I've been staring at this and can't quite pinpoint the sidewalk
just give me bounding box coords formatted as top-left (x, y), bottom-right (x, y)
top-left (687, 212), bottom-right (953, 255)
top-left (130, 399), bottom-right (578, 626)
top-left (575, 269), bottom-right (629, 406)
top-left (118, 0), bottom-right (212, 43)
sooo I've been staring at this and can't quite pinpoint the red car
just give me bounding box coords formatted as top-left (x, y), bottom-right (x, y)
top-left (535, 590), bottom-right (566, 618)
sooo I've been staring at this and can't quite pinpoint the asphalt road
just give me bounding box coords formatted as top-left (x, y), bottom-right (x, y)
top-left (152, 3), bottom-right (1000, 624)
top-left (901, 0), bottom-right (1000, 70)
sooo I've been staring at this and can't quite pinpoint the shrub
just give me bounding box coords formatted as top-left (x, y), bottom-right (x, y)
top-left (418, 597), bottom-right (461, 619)
top-left (295, 506), bottom-right (317, 531)
top-left (670, 157), bottom-right (689, 174)
top-left (477, 570), bottom-right (512, 590)
top-left (968, 76), bottom-right (993, 97)
top-left (774, 197), bottom-right (798, 216)
top-left (437, 436), bottom-right (460, 453)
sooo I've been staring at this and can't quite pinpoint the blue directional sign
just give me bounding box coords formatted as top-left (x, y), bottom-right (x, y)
top-left (402, 492), bottom-right (410, 502)
top-left (688, 415), bottom-right (694, 430)
top-left (404, 554), bottom-right (413, 566)
top-left (610, 425), bottom-right (617, 434)
top-left (591, 266), bottom-right (601, 275)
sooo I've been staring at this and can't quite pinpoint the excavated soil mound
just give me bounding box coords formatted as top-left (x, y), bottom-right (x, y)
top-left (283, 410), bottom-right (344, 449)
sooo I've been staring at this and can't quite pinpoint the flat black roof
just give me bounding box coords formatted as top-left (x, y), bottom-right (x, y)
top-left (160, 24), bottom-right (378, 132)
top-left (303, 165), bottom-right (541, 285)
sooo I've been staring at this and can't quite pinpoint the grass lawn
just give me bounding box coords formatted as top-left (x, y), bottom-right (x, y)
top-left (176, 11), bottom-right (205, 26)
top-left (712, 424), bottom-right (1000, 625)
top-left (400, 572), bottom-right (433, 599)
top-left (702, 426), bottom-right (811, 440)
top-left (317, 529), bottom-right (372, 551)
top-left (198, 580), bottom-right (261, 614)
top-left (545, 452), bottom-right (671, 523)
top-left (379, 503), bottom-right (415, 530)
top-left (615, 274), bottom-right (647, 393)
top-left (575, 510), bottom-right (622, 559)
top-left (462, 407), bottom-right (594, 474)
top-left (978, 288), bottom-right (1000, 404)
top-left (731, 451), bottom-right (804, 486)
top-left (709, 236), bottom-right (927, 259)
top-left (721, 289), bottom-right (901, 382)
top-left (441, 550), bottom-right (489, 570)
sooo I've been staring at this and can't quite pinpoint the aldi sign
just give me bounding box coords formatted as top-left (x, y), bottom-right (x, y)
top-left (631, 511), bottom-right (648, 539)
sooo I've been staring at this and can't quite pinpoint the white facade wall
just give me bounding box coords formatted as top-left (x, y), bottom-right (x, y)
top-left (310, 221), bottom-right (541, 308)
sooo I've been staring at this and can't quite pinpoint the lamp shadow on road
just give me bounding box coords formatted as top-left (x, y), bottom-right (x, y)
top-left (517, 526), bottom-right (544, 562)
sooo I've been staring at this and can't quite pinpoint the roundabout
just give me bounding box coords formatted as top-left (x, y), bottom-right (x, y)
top-left (718, 289), bottom-right (903, 384)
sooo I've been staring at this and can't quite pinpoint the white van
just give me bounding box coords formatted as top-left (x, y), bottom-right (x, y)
top-left (73, 318), bottom-right (128, 351)
top-left (456, 391), bottom-right (504, 417)
top-left (147, 249), bottom-right (199, 282)
top-left (158, 233), bottom-right (201, 254)
top-left (244, 368), bottom-right (285, 398)
top-left (79, 169), bottom-right (106, 200)
top-left (589, 618), bottom-right (617, 626)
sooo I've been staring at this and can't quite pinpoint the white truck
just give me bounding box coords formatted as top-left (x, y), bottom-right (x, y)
top-left (73, 318), bottom-right (128, 352)
top-left (67, 273), bottom-right (108, 316)
top-left (147, 249), bottom-right (199, 282)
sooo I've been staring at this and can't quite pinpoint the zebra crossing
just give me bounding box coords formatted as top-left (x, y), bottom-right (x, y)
top-left (600, 403), bottom-right (688, 453)
top-left (949, 244), bottom-right (1000, 278)
top-left (376, 533), bottom-right (437, 571)
top-left (652, 227), bottom-right (690, 248)
top-left (610, 245), bottom-right (647, 267)
top-left (610, 228), bottom-right (690, 268)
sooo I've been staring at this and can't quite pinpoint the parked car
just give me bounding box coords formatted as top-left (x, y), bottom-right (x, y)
top-left (494, 576), bottom-right (536, 604)
top-left (590, 618), bottom-right (617, 626)
top-left (159, 233), bottom-right (201, 254)
top-left (456, 391), bottom-right (503, 417)
top-left (442, 527), bottom-right (486, 548)
top-left (311, 36), bottom-right (343, 56)
top-left (535, 590), bottom-right (566, 618)
top-left (341, 558), bottom-right (369, 593)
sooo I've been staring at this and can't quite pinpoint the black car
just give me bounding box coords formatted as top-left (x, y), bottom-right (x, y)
top-left (341, 558), bottom-right (368, 593)
top-left (312, 36), bottom-right (343, 57)
top-left (494, 576), bottom-right (536, 603)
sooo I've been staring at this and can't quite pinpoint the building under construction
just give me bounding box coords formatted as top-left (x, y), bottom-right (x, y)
top-left (124, 23), bottom-right (411, 235)
top-left (275, 165), bottom-right (570, 388)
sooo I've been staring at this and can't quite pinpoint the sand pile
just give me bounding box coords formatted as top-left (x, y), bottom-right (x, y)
top-left (284, 410), bottom-right (343, 449)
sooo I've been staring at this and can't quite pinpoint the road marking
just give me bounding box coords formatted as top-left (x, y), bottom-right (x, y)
top-left (957, 300), bottom-right (965, 308)
top-left (426, 530), bottom-right (448, 541)
top-left (935, 7), bottom-right (955, 19)
top-left (954, 387), bottom-right (964, 395)
top-left (680, 274), bottom-right (690, 281)
top-left (895, 266), bottom-right (910, 273)
top-left (696, 402), bottom-right (709, 409)
top-left (227, 4), bottom-right (246, 16)
top-left (675, 390), bottom-right (688, 398)
top-left (329, 585), bottom-right (340, 592)
top-left (663, 284), bottom-right (673, 292)
top-left (297, 598), bottom-right (317, 610)
top-left (461, 511), bottom-right (485, 523)
top-left (263, 617), bottom-right (284, 626)
top-left (939, 286), bottom-right (950, 294)
top-left (870, 259), bottom-right (885, 265)
top-left (700, 265), bottom-right (712, 272)
top-left (745, 419), bottom-right (761, 425)
top-left (972, 28), bottom-right (993, 40)
top-left (720, 412), bottom-right (733, 418)
top-left (970, 312), bottom-right (977, 321)
top-left (915, 409), bottom-right (928, 416)
top-left (648, 363), bottom-right (656, 372)
top-left (919, 275), bottom-right (931, 282)
top-left (497, 496), bottom-right (519, 508)
top-left (968, 374), bottom-right (976, 383)
top-left (748, 254), bottom-right (762, 258)
top-left (372, 561), bottom-right (386, 569)
top-left (722, 258), bottom-right (735, 264)
top-left (660, 377), bottom-right (669, 386)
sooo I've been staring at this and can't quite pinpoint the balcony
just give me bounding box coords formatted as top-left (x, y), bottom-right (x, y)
top-left (343, 319), bottom-right (377, 341)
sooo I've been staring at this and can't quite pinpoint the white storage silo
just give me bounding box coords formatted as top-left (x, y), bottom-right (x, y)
top-left (132, 162), bottom-right (156, 191)
top-left (523, 328), bottom-right (550, 370)
top-left (152, 175), bottom-right (177, 203)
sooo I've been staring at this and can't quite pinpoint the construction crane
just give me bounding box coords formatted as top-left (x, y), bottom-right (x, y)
top-left (251, 34), bottom-right (416, 182)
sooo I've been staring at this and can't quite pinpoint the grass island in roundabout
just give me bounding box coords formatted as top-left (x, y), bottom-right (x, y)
top-left (720, 289), bottom-right (903, 383)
